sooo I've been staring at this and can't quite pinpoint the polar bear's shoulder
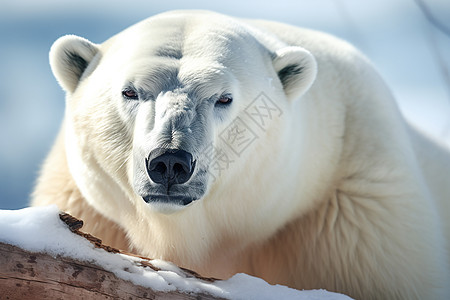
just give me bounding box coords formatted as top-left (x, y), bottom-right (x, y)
top-left (245, 19), bottom-right (358, 55)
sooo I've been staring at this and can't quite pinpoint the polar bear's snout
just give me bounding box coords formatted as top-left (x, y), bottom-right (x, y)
top-left (140, 147), bottom-right (200, 206)
top-left (146, 148), bottom-right (196, 189)
top-left (131, 92), bottom-right (211, 209)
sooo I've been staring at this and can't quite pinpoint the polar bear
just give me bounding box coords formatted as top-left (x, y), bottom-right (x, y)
top-left (32, 10), bottom-right (450, 299)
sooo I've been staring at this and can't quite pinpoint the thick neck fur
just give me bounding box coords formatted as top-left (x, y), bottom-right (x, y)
top-left (31, 125), bottom-right (130, 250)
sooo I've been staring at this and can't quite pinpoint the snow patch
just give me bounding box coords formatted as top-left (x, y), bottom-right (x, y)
top-left (0, 206), bottom-right (352, 299)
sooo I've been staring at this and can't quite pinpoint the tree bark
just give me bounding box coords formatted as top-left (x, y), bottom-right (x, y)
top-left (0, 213), bottom-right (225, 300)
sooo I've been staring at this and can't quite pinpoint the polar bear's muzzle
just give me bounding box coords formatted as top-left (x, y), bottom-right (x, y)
top-left (146, 148), bottom-right (196, 188)
top-left (142, 148), bottom-right (197, 205)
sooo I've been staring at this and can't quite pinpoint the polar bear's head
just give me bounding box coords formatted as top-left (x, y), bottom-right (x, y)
top-left (50, 11), bottom-right (316, 232)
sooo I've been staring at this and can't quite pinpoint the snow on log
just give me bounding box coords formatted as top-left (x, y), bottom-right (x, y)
top-left (0, 242), bottom-right (222, 299)
top-left (0, 206), bottom-right (352, 300)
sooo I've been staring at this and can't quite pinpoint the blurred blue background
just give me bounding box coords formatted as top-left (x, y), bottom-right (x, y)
top-left (1, 0), bottom-right (449, 209)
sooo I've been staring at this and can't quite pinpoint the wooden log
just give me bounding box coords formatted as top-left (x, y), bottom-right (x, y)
top-left (0, 213), bottom-right (225, 300)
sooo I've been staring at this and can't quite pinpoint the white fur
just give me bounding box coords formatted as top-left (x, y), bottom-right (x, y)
top-left (32, 11), bottom-right (450, 299)
top-left (272, 46), bottom-right (317, 100)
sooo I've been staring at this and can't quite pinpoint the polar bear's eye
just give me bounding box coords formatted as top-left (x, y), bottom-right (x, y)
top-left (122, 88), bottom-right (139, 100)
top-left (216, 95), bottom-right (233, 106)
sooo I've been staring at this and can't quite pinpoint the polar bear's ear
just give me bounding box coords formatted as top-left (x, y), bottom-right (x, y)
top-left (49, 35), bottom-right (99, 93)
top-left (273, 46), bottom-right (317, 101)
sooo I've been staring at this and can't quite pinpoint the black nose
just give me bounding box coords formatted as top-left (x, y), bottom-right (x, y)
top-left (146, 149), bottom-right (195, 189)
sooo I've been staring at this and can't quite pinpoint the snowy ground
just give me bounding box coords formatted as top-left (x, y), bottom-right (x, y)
top-left (0, 205), bottom-right (353, 300)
